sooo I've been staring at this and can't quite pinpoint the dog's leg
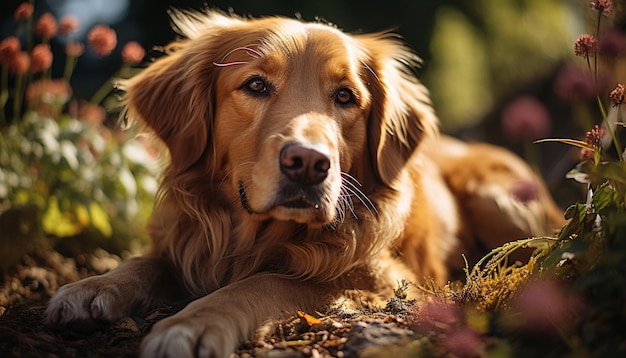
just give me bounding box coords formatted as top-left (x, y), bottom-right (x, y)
top-left (45, 255), bottom-right (183, 326)
top-left (140, 273), bottom-right (332, 358)
top-left (423, 136), bottom-right (565, 265)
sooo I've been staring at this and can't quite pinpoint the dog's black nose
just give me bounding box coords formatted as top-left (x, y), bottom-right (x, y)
top-left (280, 143), bottom-right (330, 185)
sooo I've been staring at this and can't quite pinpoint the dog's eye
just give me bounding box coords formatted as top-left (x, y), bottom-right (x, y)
top-left (334, 88), bottom-right (355, 105)
top-left (243, 77), bottom-right (269, 95)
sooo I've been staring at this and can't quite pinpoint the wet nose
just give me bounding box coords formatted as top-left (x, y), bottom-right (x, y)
top-left (279, 143), bottom-right (330, 185)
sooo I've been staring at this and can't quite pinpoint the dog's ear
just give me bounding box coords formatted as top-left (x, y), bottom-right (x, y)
top-left (123, 50), bottom-right (211, 172)
top-left (122, 10), bottom-right (244, 173)
top-left (359, 34), bottom-right (438, 189)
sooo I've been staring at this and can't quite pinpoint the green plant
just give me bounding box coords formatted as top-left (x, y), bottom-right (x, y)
top-left (0, 2), bottom-right (157, 250)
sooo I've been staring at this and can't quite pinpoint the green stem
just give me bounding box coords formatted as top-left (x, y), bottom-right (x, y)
top-left (63, 54), bottom-right (77, 83)
top-left (0, 67), bottom-right (8, 125)
top-left (597, 96), bottom-right (622, 160)
top-left (89, 69), bottom-right (121, 105)
top-left (13, 75), bottom-right (24, 123)
top-left (25, 4), bottom-right (34, 54)
top-left (524, 140), bottom-right (541, 176)
top-left (89, 78), bottom-right (114, 105)
top-left (594, 11), bottom-right (601, 84)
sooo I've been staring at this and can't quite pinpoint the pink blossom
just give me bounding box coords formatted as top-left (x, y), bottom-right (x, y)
top-left (36, 13), bottom-right (58, 39)
top-left (87, 25), bottom-right (117, 56)
top-left (26, 79), bottom-right (72, 116)
top-left (590, 0), bottom-right (613, 17)
top-left (501, 96), bottom-right (551, 142)
top-left (513, 278), bottom-right (583, 332)
top-left (414, 298), bottom-right (462, 333)
top-left (59, 15), bottom-right (80, 36)
top-left (78, 101), bottom-right (106, 126)
top-left (9, 51), bottom-right (30, 75)
top-left (443, 328), bottom-right (484, 358)
top-left (599, 30), bottom-right (626, 59)
top-left (574, 34), bottom-right (598, 57)
top-left (121, 41), bottom-right (145, 64)
top-left (14, 2), bottom-right (33, 21)
top-left (580, 125), bottom-right (606, 161)
top-left (510, 180), bottom-right (540, 204)
top-left (0, 37), bottom-right (21, 66)
top-left (554, 65), bottom-right (597, 102)
top-left (65, 42), bottom-right (85, 57)
top-left (609, 84), bottom-right (624, 107)
top-left (31, 44), bottom-right (53, 73)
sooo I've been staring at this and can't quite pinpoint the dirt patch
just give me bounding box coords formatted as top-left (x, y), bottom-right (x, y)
top-left (0, 248), bottom-right (418, 358)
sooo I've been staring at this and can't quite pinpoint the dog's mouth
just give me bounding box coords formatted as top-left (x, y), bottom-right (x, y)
top-left (278, 196), bottom-right (319, 209)
top-left (238, 182), bottom-right (323, 214)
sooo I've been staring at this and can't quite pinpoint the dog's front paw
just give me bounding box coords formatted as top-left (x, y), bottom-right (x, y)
top-left (141, 314), bottom-right (238, 358)
top-left (45, 275), bottom-right (135, 327)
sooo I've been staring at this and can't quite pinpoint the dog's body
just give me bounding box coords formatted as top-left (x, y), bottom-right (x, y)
top-left (45, 10), bottom-right (563, 357)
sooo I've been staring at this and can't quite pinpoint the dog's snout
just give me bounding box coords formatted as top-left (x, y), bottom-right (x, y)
top-left (280, 143), bottom-right (330, 185)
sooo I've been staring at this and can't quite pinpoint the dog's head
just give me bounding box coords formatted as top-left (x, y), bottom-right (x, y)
top-left (124, 10), bottom-right (437, 227)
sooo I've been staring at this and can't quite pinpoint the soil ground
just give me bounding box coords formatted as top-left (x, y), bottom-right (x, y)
top-left (0, 248), bottom-right (416, 358)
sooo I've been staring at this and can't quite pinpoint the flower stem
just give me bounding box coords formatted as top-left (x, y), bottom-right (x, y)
top-left (597, 96), bottom-right (622, 160)
top-left (89, 72), bottom-right (117, 105)
top-left (63, 55), bottom-right (77, 84)
top-left (594, 11), bottom-right (602, 83)
top-left (0, 67), bottom-right (8, 125)
top-left (13, 75), bottom-right (24, 123)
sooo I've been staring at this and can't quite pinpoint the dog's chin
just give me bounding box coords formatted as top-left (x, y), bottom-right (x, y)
top-left (238, 183), bottom-right (336, 226)
top-left (268, 206), bottom-right (334, 226)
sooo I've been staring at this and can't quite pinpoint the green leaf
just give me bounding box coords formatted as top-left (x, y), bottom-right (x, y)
top-left (89, 201), bottom-right (112, 237)
top-left (592, 184), bottom-right (614, 214)
top-left (42, 197), bottom-right (83, 237)
top-left (534, 138), bottom-right (593, 150)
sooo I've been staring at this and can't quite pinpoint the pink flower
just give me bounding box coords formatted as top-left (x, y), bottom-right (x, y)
top-left (510, 180), bottom-right (540, 204)
top-left (599, 30), bottom-right (626, 59)
top-left (501, 96), bottom-right (551, 142)
top-left (590, 0), bottom-right (613, 17)
top-left (77, 101), bottom-right (106, 126)
top-left (574, 34), bottom-right (598, 57)
top-left (443, 328), bottom-right (484, 358)
top-left (14, 2), bottom-right (33, 21)
top-left (9, 51), bottom-right (30, 75)
top-left (0, 36), bottom-right (21, 66)
top-left (413, 298), bottom-right (462, 334)
top-left (121, 41), bottom-right (145, 64)
top-left (59, 15), bottom-right (80, 36)
top-left (610, 83), bottom-right (624, 107)
top-left (554, 65), bottom-right (597, 102)
top-left (36, 13), bottom-right (58, 39)
top-left (87, 25), bottom-right (117, 56)
top-left (580, 124), bottom-right (606, 161)
top-left (513, 278), bottom-right (583, 332)
top-left (31, 44), bottom-right (53, 73)
top-left (26, 79), bottom-right (72, 116)
top-left (65, 42), bottom-right (85, 57)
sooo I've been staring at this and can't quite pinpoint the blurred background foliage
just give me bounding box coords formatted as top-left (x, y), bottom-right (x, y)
top-left (0, 0), bottom-right (624, 262)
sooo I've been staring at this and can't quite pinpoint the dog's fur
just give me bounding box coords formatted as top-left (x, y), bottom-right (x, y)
top-left (45, 10), bottom-right (564, 358)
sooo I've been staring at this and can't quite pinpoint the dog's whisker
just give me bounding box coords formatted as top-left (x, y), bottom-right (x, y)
top-left (340, 172), bottom-right (361, 185)
top-left (339, 187), bottom-right (361, 220)
top-left (213, 61), bottom-right (249, 67)
top-left (338, 190), bottom-right (357, 220)
top-left (218, 162), bottom-right (255, 190)
top-left (361, 61), bottom-right (380, 83)
top-left (340, 173), bottom-right (378, 216)
top-left (214, 45), bottom-right (264, 67)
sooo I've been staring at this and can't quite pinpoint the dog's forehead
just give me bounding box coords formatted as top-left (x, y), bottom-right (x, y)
top-left (253, 21), bottom-right (364, 77)
top-left (211, 17), bottom-right (370, 92)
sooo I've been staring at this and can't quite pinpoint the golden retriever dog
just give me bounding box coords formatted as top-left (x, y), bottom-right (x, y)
top-left (45, 9), bottom-right (564, 358)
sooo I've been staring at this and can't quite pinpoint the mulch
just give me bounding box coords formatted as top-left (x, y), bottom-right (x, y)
top-left (0, 248), bottom-right (418, 358)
